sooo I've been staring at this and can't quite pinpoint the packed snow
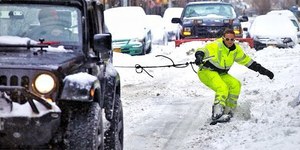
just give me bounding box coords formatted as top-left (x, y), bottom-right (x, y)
top-left (114, 40), bottom-right (300, 149)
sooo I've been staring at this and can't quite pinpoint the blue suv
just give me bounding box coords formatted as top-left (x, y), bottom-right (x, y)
top-left (172, 1), bottom-right (248, 39)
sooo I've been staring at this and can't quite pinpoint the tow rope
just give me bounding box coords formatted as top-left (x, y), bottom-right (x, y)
top-left (114, 55), bottom-right (213, 78)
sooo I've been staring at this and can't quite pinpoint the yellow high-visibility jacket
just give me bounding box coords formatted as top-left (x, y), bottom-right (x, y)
top-left (196, 38), bottom-right (253, 72)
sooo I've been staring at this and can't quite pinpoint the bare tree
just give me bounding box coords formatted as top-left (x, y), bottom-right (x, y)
top-left (279, 0), bottom-right (296, 9)
top-left (250, 0), bottom-right (271, 15)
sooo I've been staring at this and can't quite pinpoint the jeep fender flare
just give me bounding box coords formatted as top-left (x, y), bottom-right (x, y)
top-left (102, 71), bottom-right (121, 121)
top-left (59, 72), bottom-right (101, 102)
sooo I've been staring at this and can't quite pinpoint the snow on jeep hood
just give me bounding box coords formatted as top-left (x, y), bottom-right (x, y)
top-left (0, 36), bottom-right (38, 45)
top-left (0, 36), bottom-right (73, 53)
top-left (0, 50), bottom-right (84, 70)
top-left (0, 36), bottom-right (84, 69)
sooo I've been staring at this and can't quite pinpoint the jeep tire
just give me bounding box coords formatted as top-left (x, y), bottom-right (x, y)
top-left (62, 102), bottom-right (104, 150)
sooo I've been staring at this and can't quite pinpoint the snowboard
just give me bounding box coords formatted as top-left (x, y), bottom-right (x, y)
top-left (210, 114), bottom-right (231, 125)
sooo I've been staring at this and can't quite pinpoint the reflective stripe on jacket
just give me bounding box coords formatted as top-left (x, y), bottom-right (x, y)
top-left (196, 38), bottom-right (253, 71)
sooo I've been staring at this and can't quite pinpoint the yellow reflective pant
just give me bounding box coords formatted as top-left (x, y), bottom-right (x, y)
top-left (197, 69), bottom-right (241, 108)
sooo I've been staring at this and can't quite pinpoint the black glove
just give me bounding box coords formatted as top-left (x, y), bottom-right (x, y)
top-left (195, 51), bottom-right (205, 65)
top-left (258, 67), bottom-right (274, 79)
top-left (248, 61), bottom-right (274, 79)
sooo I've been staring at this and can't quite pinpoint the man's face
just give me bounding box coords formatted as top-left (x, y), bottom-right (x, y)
top-left (223, 33), bottom-right (235, 47)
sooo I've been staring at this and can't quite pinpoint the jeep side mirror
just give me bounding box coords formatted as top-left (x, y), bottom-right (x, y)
top-left (171, 18), bottom-right (182, 24)
top-left (93, 33), bottom-right (112, 54)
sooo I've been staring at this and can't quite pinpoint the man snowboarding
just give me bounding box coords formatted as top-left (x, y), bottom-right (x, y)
top-left (194, 29), bottom-right (274, 124)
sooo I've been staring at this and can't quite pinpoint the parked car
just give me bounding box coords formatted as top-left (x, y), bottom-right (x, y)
top-left (162, 7), bottom-right (183, 41)
top-left (170, 1), bottom-right (252, 47)
top-left (266, 9), bottom-right (300, 43)
top-left (241, 16), bottom-right (255, 38)
top-left (248, 15), bottom-right (297, 50)
top-left (172, 1), bottom-right (248, 39)
top-left (145, 15), bottom-right (168, 45)
top-left (104, 6), bottom-right (152, 55)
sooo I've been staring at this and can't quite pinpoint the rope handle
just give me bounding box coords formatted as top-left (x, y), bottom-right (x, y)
top-left (115, 55), bottom-right (214, 78)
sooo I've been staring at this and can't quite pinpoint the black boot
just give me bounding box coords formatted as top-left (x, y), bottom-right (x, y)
top-left (212, 103), bottom-right (225, 121)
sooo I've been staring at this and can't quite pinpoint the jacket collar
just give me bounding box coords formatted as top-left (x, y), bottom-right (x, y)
top-left (222, 40), bottom-right (236, 51)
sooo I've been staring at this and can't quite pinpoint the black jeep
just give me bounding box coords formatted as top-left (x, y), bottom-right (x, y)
top-left (0, 0), bottom-right (123, 149)
top-left (172, 1), bottom-right (248, 39)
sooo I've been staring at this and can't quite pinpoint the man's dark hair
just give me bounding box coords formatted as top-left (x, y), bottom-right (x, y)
top-left (223, 28), bottom-right (235, 36)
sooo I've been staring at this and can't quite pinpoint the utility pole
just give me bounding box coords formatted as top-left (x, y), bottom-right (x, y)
top-left (123, 0), bottom-right (127, 6)
top-left (168, 0), bottom-right (172, 8)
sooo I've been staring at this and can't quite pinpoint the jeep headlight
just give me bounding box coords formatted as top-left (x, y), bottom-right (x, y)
top-left (34, 74), bottom-right (55, 94)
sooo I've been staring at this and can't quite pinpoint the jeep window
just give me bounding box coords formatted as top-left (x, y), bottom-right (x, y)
top-left (0, 4), bottom-right (82, 50)
top-left (183, 4), bottom-right (236, 18)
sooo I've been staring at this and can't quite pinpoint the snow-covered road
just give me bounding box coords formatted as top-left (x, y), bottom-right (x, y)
top-left (114, 42), bottom-right (300, 150)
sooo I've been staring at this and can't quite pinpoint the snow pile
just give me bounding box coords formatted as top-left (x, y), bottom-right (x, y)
top-left (114, 41), bottom-right (300, 150)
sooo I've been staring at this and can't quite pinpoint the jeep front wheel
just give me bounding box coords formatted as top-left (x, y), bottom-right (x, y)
top-left (62, 102), bottom-right (104, 150)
